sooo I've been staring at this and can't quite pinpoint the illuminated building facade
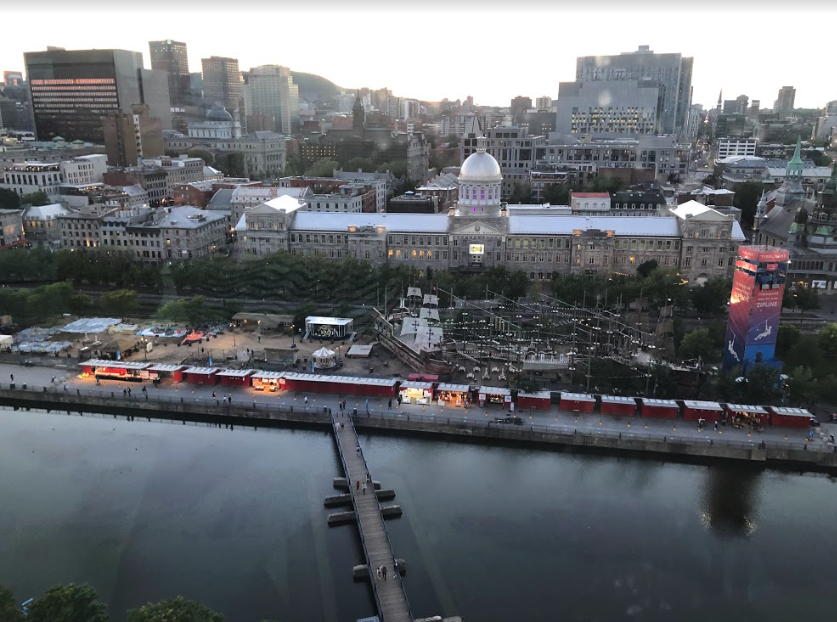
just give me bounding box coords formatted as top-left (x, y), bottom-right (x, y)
top-left (723, 245), bottom-right (789, 371)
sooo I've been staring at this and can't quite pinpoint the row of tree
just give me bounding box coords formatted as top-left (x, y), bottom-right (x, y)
top-left (0, 583), bottom-right (279, 622)
top-left (0, 284), bottom-right (140, 324)
top-left (0, 189), bottom-right (53, 210)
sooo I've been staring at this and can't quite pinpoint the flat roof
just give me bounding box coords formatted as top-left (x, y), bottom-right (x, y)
top-left (768, 407), bottom-right (812, 418)
top-left (519, 391), bottom-right (552, 399)
top-left (251, 371), bottom-right (285, 379)
top-left (184, 367), bottom-right (220, 374)
top-left (81, 359), bottom-right (151, 370)
top-left (216, 369), bottom-right (255, 378)
top-left (508, 215), bottom-right (681, 237)
top-left (725, 404), bottom-right (768, 414)
top-left (479, 386), bottom-right (511, 396)
top-left (641, 398), bottom-right (679, 407)
top-left (283, 372), bottom-right (397, 387)
top-left (306, 316), bottom-right (353, 326)
top-left (561, 392), bottom-right (596, 402)
top-left (292, 212), bottom-right (449, 233)
top-left (683, 400), bottom-right (723, 410)
top-left (147, 364), bottom-right (187, 372)
top-left (601, 395), bottom-right (637, 405)
top-left (437, 383), bottom-right (471, 392)
top-left (399, 381), bottom-right (434, 390)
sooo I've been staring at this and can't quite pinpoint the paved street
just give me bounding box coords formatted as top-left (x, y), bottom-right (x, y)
top-left (1, 361), bottom-right (834, 451)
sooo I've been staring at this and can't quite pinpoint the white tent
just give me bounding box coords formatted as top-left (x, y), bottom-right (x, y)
top-left (312, 347), bottom-right (337, 369)
top-left (0, 335), bottom-right (12, 351)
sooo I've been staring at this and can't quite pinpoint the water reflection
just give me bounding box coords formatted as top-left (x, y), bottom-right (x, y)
top-left (700, 465), bottom-right (762, 538)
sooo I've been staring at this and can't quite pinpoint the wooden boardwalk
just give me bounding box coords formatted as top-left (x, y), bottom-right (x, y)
top-left (332, 412), bottom-right (413, 622)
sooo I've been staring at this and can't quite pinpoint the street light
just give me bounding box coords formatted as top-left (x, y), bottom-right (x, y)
top-left (291, 324), bottom-right (296, 347)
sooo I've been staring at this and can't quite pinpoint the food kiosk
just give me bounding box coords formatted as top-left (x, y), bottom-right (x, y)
top-left (305, 316), bottom-right (354, 340)
top-left (767, 406), bottom-right (813, 428)
top-left (559, 392), bottom-right (596, 413)
top-left (398, 381), bottom-right (434, 405)
top-left (681, 400), bottom-right (723, 421)
top-left (217, 369), bottom-right (255, 388)
top-left (80, 359), bottom-right (151, 382)
top-left (435, 383), bottom-right (471, 407)
top-left (517, 391), bottom-right (551, 410)
top-left (639, 398), bottom-right (679, 419)
top-left (599, 395), bottom-right (637, 416)
top-left (184, 367), bottom-right (220, 385)
top-left (251, 371), bottom-right (284, 392)
top-left (723, 404), bottom-right (769, 427)
top-left (479, 386), bottom-right (512, 408)
top-left (147, 363), bottom-right (186, 383)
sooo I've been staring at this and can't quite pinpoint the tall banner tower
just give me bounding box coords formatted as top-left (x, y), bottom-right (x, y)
top-left (723, 246), bottom-right (789, 371)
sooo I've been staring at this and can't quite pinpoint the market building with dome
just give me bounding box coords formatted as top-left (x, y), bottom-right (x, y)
top-left (238, 148), bottom-right (745, 284)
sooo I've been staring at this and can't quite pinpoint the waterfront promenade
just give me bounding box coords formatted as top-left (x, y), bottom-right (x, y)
top-left (332, 412), bottom-right (413, 622)
top-left (1, 362), bottom-right (835, 470)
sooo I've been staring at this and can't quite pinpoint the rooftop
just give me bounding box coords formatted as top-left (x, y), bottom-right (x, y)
top-left (291, 212), bottom-right (449, 233)
top-left (508, 214), bottom-right (681, 236)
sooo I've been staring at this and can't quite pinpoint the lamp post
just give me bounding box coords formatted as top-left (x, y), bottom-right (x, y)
top-left (291, 324), bottom-right (295, 347)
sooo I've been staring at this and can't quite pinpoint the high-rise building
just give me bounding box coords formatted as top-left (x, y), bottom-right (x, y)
top-left (201, 56), bottom-right (241, 109)
top-left (748, 100), bottom-right (760, 118)
top-left (555, 80), bottom-right (662, 135)
top-left (25, 48), bottom-right (145, 143)
top-left (773, 86), bottom-right (796, 116)
top-left (138, 68), bottom-right (172, 129)
top-left (149, 40), bottom-right (191, 107)
top-left (535, 96), bottom-right (553, 110)
top-left (2, 71), bottom-right (23, 87)
top-left (242, 65), bottom-right (298, 135)
top-left (510, 96), bottom-right (532, 125)
top-left (102, 104), bottom-right (163, 166)
top-left (575, 45), bottom-right (693, 136)
top-left (722, 95), bottom-right (748, 116)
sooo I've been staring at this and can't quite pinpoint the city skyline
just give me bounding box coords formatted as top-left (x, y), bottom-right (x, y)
top-left (3, 3), bottom-right (837, 111)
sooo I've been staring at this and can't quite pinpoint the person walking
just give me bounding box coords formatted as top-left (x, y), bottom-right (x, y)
top-left (212, 390), bottom-right (216, 399)
top-left (362, 482), bottom-right (367, 495)
top-left (127, 387), bottom-right (131, 397)
top-left (382, 565), bottom-right (387, 581)
top-left (356, 480), bottom-right (360, 491)
top-left (356, 445), bottom-right (361, 455)
top-left (388, 398), bottom-right (392, 410)
top-left (304, 396), bottom-right (309, 404)
top-left (123, 389), bottom-right (127, 397)
top-left (63, 384), bottom-right (68, 392)
top-left (376, 567), bottom-right (382, 580)
top-left (10, 374), bottom-right (14, 383)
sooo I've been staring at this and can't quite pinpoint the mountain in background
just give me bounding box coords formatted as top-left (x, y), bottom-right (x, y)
top-left (292, 71), bottom-right (342, 104)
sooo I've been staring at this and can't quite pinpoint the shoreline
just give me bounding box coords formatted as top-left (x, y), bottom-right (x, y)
top-left (2, 386), bottom-right (835, 472)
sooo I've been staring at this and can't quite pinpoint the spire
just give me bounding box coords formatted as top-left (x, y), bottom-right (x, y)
top-left (786, 136), bottom-right (804, 182)
top-left (717, 89), bottom-right (723, 110)
top-left (789, 136), bottom-right (803, 165)
top-left (352, 91), bottom-right (365, 134)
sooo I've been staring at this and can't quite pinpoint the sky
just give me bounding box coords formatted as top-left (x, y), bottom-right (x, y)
top-left (4, 1), bottom-right (837, 110)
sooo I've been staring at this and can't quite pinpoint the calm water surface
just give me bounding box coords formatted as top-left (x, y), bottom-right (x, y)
top-left (1, 407), bottom-right (835, 622)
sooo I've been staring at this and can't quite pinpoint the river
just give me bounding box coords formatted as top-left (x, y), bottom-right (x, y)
top-left (0, 407), bottom-right (835, 621)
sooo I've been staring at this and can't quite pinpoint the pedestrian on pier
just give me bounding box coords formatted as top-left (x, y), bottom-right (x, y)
top-left (714, 421), bottom-right (718, 431)
top-left (10, 374), bottom-right (14, 383)
top-left (366, 474), bottom-right (371, 483)
top-left (123, 389), bottom-right (127, 397)
top-left (356, 480), bottom-right (360, 491)
top-left (362, 483), bottom-right (367, 495)
top-left (356, 445), bottom-right (361, 455)
top-left (127, 388), bottom-right (132, 397)
top-left (212, 390), bottom-right (216, 398)
top-left (376, 567), bottom-right (382, 580)
top-left (51, 376), bottom-right (56, 384)
top-left (304, 396), bottom-right (309, 404)
top-left (142, 386), bottom-right (147, 394)
top-left (388, 398), bottom-right (392, 410)
top-left (63, 384), bottom-right (67, 392)
top-left (382, 565), bottom-right (387, 581)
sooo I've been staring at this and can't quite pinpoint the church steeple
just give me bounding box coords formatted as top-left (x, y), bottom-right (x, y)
top-left (352, 92), bottom-right (365, 134)
top-left (717, 89), bottom-right (723, 111)
top-left (786, 136), bottom-right (804, 182)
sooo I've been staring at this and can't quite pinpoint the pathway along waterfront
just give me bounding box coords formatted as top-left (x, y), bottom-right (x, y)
top-left (0, 382), bottom-right (835, 471)
top-left (332, 410), bottom-right (413, 622)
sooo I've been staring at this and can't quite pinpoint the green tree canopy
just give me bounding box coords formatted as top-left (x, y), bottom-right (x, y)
top-left (21, 191), bottom-right (51, 207)
top-left (817, 323), bottom-right (837, 357)
top-left (796, 287), bottom-right (820, 311)
top-left (186, 149), bottom-right (215, 167)
top-left (678, 328), bottom-right (719, 363)
top-left (159, 296), bottom-right (207, 326)
top-left (776, 324), bottom-right (800, 356)
top-left (305, 160), bottom-right (339, 177)
top-left (344, 157), bottom-right (375, 172)
top-left (0, 188), bottom-right (21, 210)
top-left (690, 277), bottom-right (731, 314)
top-left (100, 289), bottom-right (139, 318)
top-left (507, 182), bottom-right (533, 204)
top-left (636, 260), bottom-right (659, 279)
top-left (744, 364), bottom-right (780, 404)
top-left (587, 174), bottom-right (625, 193)
top-left (732, 180), bottom-right (764, 228)
top-left (214, 152), bottom-right (246, 178)
top-left (0, 584), bottom-right (23, 622)
top-left (27, 584), bottom-right (108, 622)
top-left (126, 596), bottom-right (223, 622)
top-left (541, 182), bottom-right (572, 205)
top-left (786, 366), bottom-right (818, 408)
top-left (804, 149), bottom-right (832, 167)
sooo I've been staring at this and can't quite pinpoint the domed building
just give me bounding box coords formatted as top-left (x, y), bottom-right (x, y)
top-left (456, 149), bottom-right (503, 217)
top-left (187, 103), bottom-right (242, 140)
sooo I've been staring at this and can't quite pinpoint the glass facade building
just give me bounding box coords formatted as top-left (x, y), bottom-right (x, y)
top-left (149, 40), bottom-right (191, 108)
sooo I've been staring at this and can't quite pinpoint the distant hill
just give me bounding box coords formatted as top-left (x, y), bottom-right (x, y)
top-left (292, 71), bottom-right (342, 104)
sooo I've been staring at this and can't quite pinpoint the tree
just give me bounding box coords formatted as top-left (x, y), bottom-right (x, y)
top-left (804, 149), bottom-right (832, 167)
top-left (186, 149), bottom-right (215, 167)
top-left (0, 188), bottom-right (21, 210)
top-left (587, 174), bottom-right (625, 193)
top-left (786, 366), bottom-right (818, 408)
top-left (0, 584), bottom-right (23, 622)
top-left (744, 364), bottom-right (780, 404)
top-left (776, 324), bottom-right (800, 356)
top-left (816, 374), bottom-right (837, 405)
top-left (649, 362), bottom-right (676, 398)
top-left (305, 159), bottom-right (339, 177)
top-left (344, 157), bottom-right (375, 172)
top-left (20, 191), bottom-right (51, 207)
top-left (818, 323), bottom-right (837, 357)
top-left (100, 289), bottom-right (139, 318)
top-left (542, 182), bottom-right (572, 205)
top-left (126, 596), bottom-right (223, 622)
top-left (27, 584), bottom-right (108, 622)
top-left (214, 152), bottom-right (245, 178)
top-left (678, 328), bottom-right (719, 363)
top-left (782, 287), bottom-right (797, 311)
top-left (636, 259), bottom-right (659, 279)
top-left (507, 182), bottom-right (533, 204)
top-left (716, 366), bottom-right (742, 401)
top-left (690, 277), bottom-right (731, 314)
top-left (796, 287), bottom-right (820, 311)
top-left (68, 294), bottom-right (93, 316)
top-left (732, 180), bottom-right (764, 228)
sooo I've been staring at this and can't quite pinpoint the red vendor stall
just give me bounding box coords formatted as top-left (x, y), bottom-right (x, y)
top-left (282, 373), bottom-right (398, 397)
top-left (560, 392), bottom-right (596, 413)
top-left (600, 395), bottom-right (637, 416)
top-left (768, 406), bottom-right (814, 429)
top-left (251, 371), bottom-right (284, 392)
top-left (398, 381), bottom-right (434, 405)
top-left (639, 398), bottom-right (679, 419)
top-left (517, 391), bottom-right (551, 410)
top-left (723, 404), bottom-right (769, 427)
top-left (80, 359), bottom-right (150, 382)
top-left (147, 364), bottom-right (186, 383)
top-left (682, 400), bottom-right (723, 421)
top-left (184, 367), bottom-right (220, 385)
top-left (217, 369), bottom-right (255, 388)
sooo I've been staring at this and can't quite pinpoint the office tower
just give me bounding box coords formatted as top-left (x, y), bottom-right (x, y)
top-left (3, 71), bottom-right (23, 86)
top-left (138, 68), bottom-right (172, 129)
top-left (510, 96), bottom-right (532, 125)
top-left (25, 48), bottom-right (144, 142)
top-left (242, 65), bottom-right (299, 135)
top-left (555, 80), bottom-right (662, 135)
top-left (102, 104), bottom-right (163, 166)
top-left (149, 39), bottom-right (191, 107)
top-left (575, 45), bottom-right (693, 135)
top-left (201, 56), bottom-right (241, 109)
top-left (774, 86), bottom-right (796, 116)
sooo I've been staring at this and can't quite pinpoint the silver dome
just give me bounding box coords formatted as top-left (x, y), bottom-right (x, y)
top-left (459, 149), bottom-right (502, 182)
top-left (206, 104), bottom-right (233, 122)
